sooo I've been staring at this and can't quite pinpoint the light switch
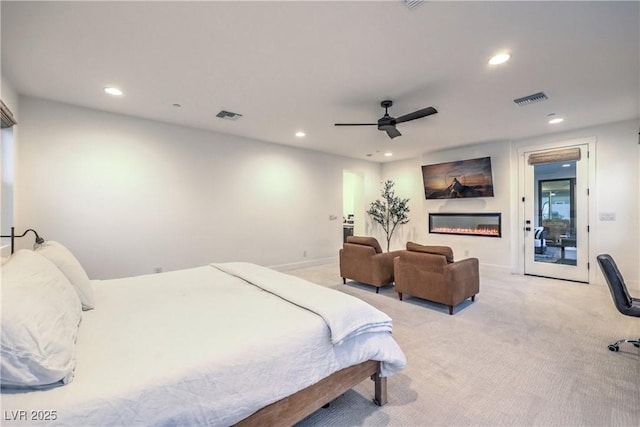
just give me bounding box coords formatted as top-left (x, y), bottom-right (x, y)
top-left (599, 212), bottom-right (616, 221)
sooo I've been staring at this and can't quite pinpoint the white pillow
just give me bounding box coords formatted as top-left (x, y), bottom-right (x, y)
top-left (35, 240), bottom-right (94, 310)
top-left (1, 250), bottom-right (82, 388)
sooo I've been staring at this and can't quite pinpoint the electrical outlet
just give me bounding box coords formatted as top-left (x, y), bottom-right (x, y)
top-left (154, 267), bottom-right (163, 273)
top-left (303, 251), bottom-right (307, 258)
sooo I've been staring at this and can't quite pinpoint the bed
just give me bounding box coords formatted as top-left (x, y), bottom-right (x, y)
top-left (1, 242), bottom-right (406, 426)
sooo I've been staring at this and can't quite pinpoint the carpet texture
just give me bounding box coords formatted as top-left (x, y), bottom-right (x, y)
top-left (285, 263), bottom-right (640, 426)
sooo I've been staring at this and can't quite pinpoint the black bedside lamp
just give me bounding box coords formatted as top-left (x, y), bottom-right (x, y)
top-left (1, 227), bottom-right (45, 254)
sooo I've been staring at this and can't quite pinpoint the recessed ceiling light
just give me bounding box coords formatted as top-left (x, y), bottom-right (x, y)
top-left (549, 117), bottom-right (564, 124)
top-left (104, 87), bottom-right (123, 96)
top-left (295, 131), bottom-right (306, 137)
top-left (488, 53), bottom-right (510, 65)
top-left (384, 152), bottom-right (393, 157)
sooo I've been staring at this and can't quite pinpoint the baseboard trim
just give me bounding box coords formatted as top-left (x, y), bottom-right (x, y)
top-left (269, 256), bottom-right (338, 272)
top-left (268, 259), bottom-right (640, 293)
top-left (479, 263), bottom-right (511, 274)
top-left (272, 259), bottom-right (511, 274)
top-left (626, 279), bottom-right (640, 294)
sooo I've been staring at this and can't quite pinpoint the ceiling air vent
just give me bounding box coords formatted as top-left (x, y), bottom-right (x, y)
top-left (513, 92), bottom-right (548, 106)
top-left (402, 0), bottom-right (424, 10)
top-left (216, 110), bottom-right (243, 121)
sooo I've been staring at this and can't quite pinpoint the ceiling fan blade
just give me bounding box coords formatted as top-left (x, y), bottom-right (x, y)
top-left (334, 123), bottom-right (377, 126)
top-left (380, 125), bottom-right (401, 139)
top-left (395, 106), bottom-right (438, 124)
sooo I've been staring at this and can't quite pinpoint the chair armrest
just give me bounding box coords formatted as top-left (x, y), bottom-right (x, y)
top-left (340, 243), bottom-right (378, 278)
top-left (341, 245), bottom-right (400, 286)
top-left (444, 258), bottom-right (480, 296)
top-left (377, 249), bottom-right (404, 261)
top-left (446, 257), bottom-right (479, 278)
top-left (372, 250), bottom-right (404, 273)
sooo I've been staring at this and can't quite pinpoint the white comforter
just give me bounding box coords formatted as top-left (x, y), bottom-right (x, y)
top-left (1, 263), bottom-right (406, 426)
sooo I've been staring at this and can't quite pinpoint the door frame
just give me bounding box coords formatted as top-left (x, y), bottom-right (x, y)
top-left (516, 136), bottom-right (597, 283)
top-left (343, 170), bottom-right (366, 237)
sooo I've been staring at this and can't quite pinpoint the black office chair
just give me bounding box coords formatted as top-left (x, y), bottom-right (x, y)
top-left (596, 254), bottom-right (640, 352)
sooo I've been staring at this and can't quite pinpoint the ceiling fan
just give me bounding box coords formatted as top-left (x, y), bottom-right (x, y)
top-left (334, 100), bottom-right (438, 139)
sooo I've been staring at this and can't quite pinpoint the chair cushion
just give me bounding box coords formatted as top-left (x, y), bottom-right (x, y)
top-left (406, 242), bottom-right (454, 263)
top-left (346, 236), bottom-right (383, 254)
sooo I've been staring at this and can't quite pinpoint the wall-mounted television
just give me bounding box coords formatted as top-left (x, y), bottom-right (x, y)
top-left (421, 156), bottom-right (494, 199)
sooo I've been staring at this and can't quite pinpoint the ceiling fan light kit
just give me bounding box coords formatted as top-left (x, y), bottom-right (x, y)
top-left (334, 100), bottom-right (438, 139)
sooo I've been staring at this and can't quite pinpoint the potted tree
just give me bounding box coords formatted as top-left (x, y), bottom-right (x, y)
top-left (367, 180), bottom-right (410, 252)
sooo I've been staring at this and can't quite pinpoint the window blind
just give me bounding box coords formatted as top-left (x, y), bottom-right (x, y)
top-left (527, 147), bottom-right (581, 165)
top-left (1, 100), bottom-right (17, 128)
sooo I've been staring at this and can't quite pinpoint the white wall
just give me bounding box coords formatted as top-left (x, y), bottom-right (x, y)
top-left (14, 96), bottom-right (381, 279)
top-left (384, 141), bottom-right (512, 270)
top-left (513, 119), bottom-right (640, 290)
top-left (10, 94), bottom-right (639, 290)
top-left (383, 119), bottom-right (640, 291)
top-left (1, 77), bottom-right (19, 117)
top-left (379, 157), bottom-right (425, 251)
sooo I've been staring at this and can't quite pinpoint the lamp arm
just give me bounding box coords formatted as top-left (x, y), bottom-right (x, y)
top-left (0, 227), bottom-right (45, 254)
top-left (14, 228), bottom-right (43, 240)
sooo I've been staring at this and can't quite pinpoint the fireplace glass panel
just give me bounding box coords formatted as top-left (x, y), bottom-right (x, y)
top-left (429, 213), bottom-right (501, 237)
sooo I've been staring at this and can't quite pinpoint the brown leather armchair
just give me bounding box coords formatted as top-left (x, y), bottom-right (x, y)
top-left (339, 236), bottom-right (402, 293)
top-left (394, 242), bottom-right (479, 314)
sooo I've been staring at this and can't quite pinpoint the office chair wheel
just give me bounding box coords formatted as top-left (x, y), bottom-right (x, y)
top-left (608, 344), bottom-right (619, 352)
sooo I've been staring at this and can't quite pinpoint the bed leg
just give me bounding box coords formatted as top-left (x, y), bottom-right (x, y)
top-left (371, 373), bottom-right (387, 406)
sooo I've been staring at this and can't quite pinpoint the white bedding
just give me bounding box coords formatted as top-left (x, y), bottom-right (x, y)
top-left (1, 263), bottom-right (406, 426)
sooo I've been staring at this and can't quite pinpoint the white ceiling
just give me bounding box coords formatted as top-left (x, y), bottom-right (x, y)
top-left (2, 1), bottom-right (639, 163)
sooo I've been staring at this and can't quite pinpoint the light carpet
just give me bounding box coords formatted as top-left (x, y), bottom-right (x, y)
top-left (285, 263), bottom-right (640, 427)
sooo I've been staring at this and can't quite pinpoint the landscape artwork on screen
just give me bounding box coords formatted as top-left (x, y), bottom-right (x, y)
top-left (422, 156), bottom-right (494, 199)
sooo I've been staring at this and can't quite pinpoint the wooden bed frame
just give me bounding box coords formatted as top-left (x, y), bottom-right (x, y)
top-left (235, 360), bottom-right (386, 426)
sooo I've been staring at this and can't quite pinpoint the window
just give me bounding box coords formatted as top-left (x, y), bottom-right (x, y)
top-left (1, 99), bottom-right (16, 249)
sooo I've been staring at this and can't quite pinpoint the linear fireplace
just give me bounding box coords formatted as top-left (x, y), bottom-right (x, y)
top-left (429, 212), bottom-right (501, 237)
